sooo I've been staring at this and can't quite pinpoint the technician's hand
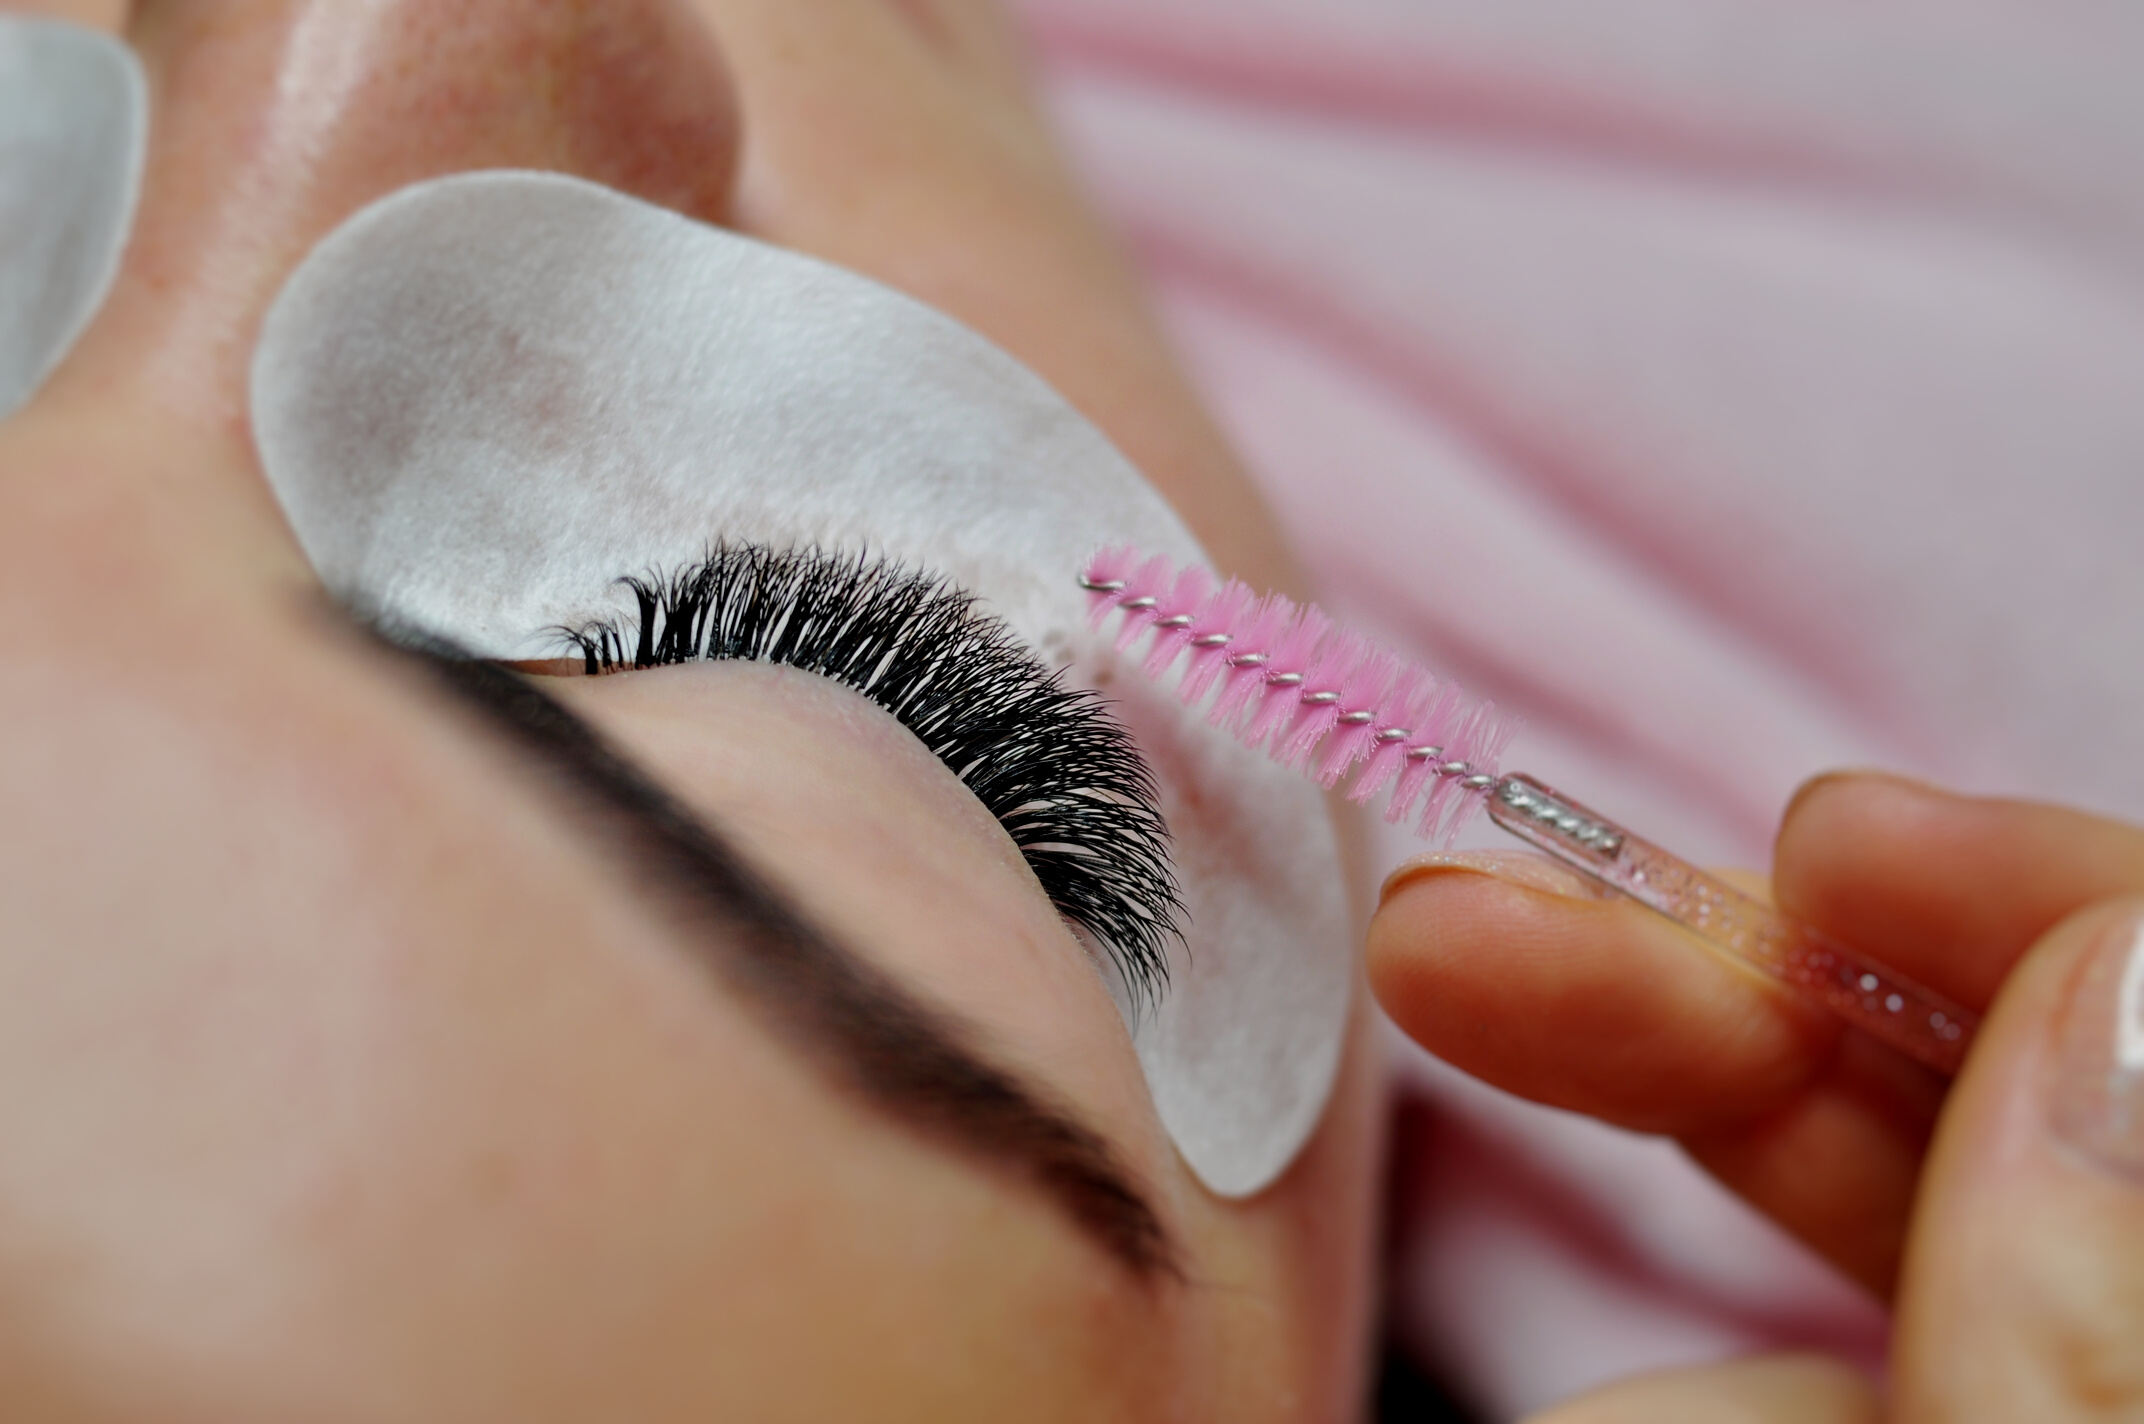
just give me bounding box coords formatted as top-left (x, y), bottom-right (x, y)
top-left (1370, 772), bottom-right (2144, 1419)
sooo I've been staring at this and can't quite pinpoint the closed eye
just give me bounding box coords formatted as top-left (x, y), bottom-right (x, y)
top-left (553, 543), bottom-right (1186, 1005)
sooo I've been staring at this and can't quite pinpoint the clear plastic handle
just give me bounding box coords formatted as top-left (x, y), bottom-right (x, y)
top-left (1487, 773), bottom-right (1977, 1075)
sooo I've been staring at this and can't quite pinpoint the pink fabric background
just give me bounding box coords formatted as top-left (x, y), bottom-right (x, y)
top-left (1019, 1), bottom-right (2144, 1415)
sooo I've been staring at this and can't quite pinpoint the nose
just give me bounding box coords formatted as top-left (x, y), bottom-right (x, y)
top-left (58, 0), bottom-right (739, 444)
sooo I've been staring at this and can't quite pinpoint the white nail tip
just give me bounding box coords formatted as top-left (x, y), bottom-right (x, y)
top-left (0, 16), bottom-right (145, 418)
top-left (251, 171), bottom-right (1348, 1197)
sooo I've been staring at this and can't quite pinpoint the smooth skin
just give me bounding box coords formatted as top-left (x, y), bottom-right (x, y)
top-left (1375, 772), bottom-right (2144, 1420)
top-left (0, 0), bottom-right (1373, 1419)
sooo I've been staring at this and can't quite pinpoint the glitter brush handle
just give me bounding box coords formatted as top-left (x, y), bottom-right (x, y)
top-left (1489, 773), bottom-right (1977, 1075)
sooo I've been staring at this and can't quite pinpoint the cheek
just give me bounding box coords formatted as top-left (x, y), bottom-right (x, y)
top-left (0, 649), bottom-right (1173, 1417)
top-left (5, 915), bottom-right (1168, 1417)
top-left (1135, 985), bottom-right (1384, 1424)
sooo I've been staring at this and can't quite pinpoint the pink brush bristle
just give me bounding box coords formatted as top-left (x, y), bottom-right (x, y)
top-left (1413, 772), bottom-right (1466, 842)
top-left (1444, 704), bottom-right (1518, 841)
top-left (1384, 682), bottom-right (1466, 825)
top-left (1141, 564), bottom-right (1218, 677)
top-left (1206, 595), bottom-right (1294, 728)
top-left (1080, 544), bottom-right (1146, 626)
top-left (1244, 602), bottom-right (1330, 751)
top-left (1177, 579), bottom-right (1255, 704)
top-left (1079, 548), bottom-right (1517, 845)
top-left (1313, 648), bottom-right (1402, 787)
top-left (1112, 554), bottom-right (1180, 652)
top-left (1348, 663), bottom-right (1433, 805)
top-left (1277, 628), bottom-right (1369, 772)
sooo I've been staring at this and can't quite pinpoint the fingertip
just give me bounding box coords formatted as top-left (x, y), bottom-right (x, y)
top-left (1776, 772), bottom-right (2144, 1007)
top-left (1368, 864), bottom-right (1593, 1046)
top-left (1527, 1352), bottom-right (1879, 1424)
top-left (1366, 862), bottom-right (1602, 1024)
top-left (1368, 865), bottom-right (1835, 1133)
top-left (1378, 849), bottom-right (1609, 907)
top-left (1778, 767), bottom-right (1951, 855)
top-left (1779, 767), bottom-right (1873, 831)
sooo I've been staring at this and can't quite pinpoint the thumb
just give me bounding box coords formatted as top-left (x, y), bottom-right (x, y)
top-left (1897, 894), bottom-right (2144, 1418)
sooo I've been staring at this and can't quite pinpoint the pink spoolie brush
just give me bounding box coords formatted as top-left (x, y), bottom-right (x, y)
top-left (1081, 546), bottom-right (1980, 1076)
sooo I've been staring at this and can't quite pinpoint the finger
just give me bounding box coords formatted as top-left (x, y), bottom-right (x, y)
top-left (1777, 772), bottom-right (2144, 1007)
top-left (1377, 783), bottom-right (2144, 1296)
top-left (1370, 854), bottom-right (1937, 1292)
top-left (1523, 1353), bottom-right (1879, 1424)
top-left (1370, 855), bottom-right (1840, 1137)
top-left (1681, 1026), bottom-right (1943, 1296)
top-left (1893, 894), bottom-right (2144, 1419)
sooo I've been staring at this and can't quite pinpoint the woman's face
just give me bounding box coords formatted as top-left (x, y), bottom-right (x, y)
top-left (0, 1), bottom-right (1377, 1418)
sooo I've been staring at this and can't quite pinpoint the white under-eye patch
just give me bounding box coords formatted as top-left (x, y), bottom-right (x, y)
top-left (251, 171), bottom-right (1349, 1197)
top-left (0, 15), bottom-right (144, 418)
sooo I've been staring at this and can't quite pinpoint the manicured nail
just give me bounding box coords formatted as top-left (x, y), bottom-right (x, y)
top-left (1379, 850), bottom-right (1609, 906)
top-left (2050, 909), bottom-right (2144, 1183)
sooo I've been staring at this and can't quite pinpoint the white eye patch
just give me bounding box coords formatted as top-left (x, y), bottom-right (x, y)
top-left (251, 171), bottom-right (1349, 1198)
top-left (0, 15), bottom-right (143, 418)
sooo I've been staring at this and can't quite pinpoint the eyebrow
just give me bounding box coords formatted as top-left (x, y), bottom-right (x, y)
top-left (377, 628), bottom-right (1179, 1281)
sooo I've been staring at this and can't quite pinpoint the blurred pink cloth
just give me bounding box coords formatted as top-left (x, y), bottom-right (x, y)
top-left (1020, 0), bottom-right (2144, 1415)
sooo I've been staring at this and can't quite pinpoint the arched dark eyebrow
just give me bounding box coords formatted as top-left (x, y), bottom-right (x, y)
top-left (376, 629), bottom-right (1178, 1282)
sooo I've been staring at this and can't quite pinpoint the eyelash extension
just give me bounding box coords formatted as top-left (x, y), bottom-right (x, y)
top-left (1083, 544), bottom-right (1983, 1076)
top-left (555, 543), bottom-right (1186, 1006)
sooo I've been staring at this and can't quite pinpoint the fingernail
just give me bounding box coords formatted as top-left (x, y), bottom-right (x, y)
top-left (1783, 767), bottom-right (1946, 824)
top-left (2049, 908), bottom-right (2144, 1183)
top-left (1379, 850), bottom-right (1609, 906)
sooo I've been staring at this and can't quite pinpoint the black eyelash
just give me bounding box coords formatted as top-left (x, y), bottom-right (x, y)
top-left (555, 544), bottom-right (1185, 1006)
